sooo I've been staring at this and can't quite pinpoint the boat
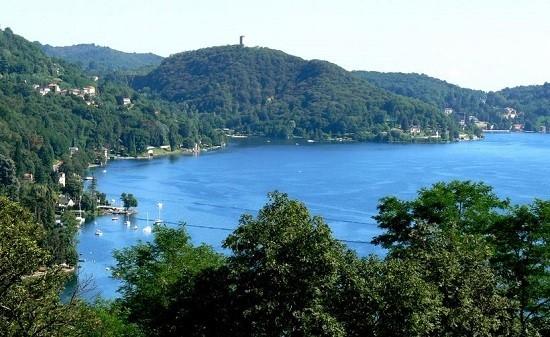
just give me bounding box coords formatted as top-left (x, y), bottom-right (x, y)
top-left (132, 224), bottom-right (138, 230)
top-left (102, 169), bottom-right (107, 173)
top-left (95, 229), bottom-right (103, 236)
top-left (84, 176), bottom-right (94, 180)
top-left (154, 202), bottom-right (163, 225)
top-left (76, 197), bottom-right (85, 225)
top-left (111, 216), bottom-right (119, 221)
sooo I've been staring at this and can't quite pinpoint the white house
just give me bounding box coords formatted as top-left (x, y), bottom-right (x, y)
top-left (58, 172), bottom-right (66, 187)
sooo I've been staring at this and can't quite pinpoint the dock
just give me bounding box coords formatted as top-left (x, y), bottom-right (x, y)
top-left (97, 205), bottom-right (136, 215)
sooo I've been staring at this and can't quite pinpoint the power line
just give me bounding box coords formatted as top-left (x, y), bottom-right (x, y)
top-left (190, 201), bottom-right (377, 226)
top-left (131, 216), bottom-right (375, 246)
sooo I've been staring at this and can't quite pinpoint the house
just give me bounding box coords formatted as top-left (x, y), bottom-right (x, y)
top-left (69, 147), bottom-right (79, 156)
top-left (409, 126), bottom-right (421, 135)
top-left (160, 145), bottom-right (171, 150)
top-left (146, 146), bottom-right (156, 150)
top-left (39, 87), bottom-right (51, 96)
top-left (475, 121), bottom-right (489, 130)
top-left (122, 97), bottom-right (131, 106)
top-left (512, 124), bottom-right (523, 131)
top-left (444, 108), bottom-right (453, 115)
top-left (82, 86), bottom-right (96, 96)
top-left (48, 83), bottom-right (61, 93)
top-left (502, 107), bottom-right (518, 119)
top-left (58, 195), bottom-right (75, 208)
top-left (70, 88), bottom-right (81, 96)
top-left (58, 172), bottom-right (66, 188)
top-left (22, 173), bottom-right (34, 182)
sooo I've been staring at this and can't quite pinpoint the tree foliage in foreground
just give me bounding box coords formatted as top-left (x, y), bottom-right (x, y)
top-left (111, 183), bottom-right (548, 336)
top-left (3, 181), bottom-right (547, 336)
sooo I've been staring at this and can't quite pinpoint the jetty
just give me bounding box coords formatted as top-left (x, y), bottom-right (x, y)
top-left (97, 205), bottom-right (136, 215)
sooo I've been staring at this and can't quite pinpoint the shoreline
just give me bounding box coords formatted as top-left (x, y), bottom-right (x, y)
top-left (109, 145), bottom-right (226, 161)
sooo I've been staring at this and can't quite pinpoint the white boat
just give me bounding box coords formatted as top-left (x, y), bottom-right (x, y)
top-left (125, 220), bottom-right (131, 226)
top-left (132, 225), bottom-right (138, 230)
top-left (154, 202), bottom-right (163, 225)
top-left (112, 216), bottom-right (119, 221)
top-left (95, 229), bottom-right (103, 236)
top-left (84, 176), bottom-right (94, 180)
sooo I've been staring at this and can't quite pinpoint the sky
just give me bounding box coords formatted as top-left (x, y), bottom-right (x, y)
top-left (1, 0), bottom-right (549, 91)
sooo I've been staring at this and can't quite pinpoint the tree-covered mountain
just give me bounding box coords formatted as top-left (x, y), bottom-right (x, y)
top-left (133, 46), bottom-right (463, 141)
top-left (353, 71), bottom-right (550, 131)
top-left (41, 43), bottom-right (163, 74)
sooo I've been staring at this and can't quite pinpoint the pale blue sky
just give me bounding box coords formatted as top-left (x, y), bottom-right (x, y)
top-left (1, 0), bottom-right (549, 91)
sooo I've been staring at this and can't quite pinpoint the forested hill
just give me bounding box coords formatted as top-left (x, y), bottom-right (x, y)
top-left (41, 43), bottom-right (163, 73)
top-left (353, 71), bottom-right (487, 114)
top-left (498, 83), bottom-right (550, 126)
top-left (133, 45), bottom-right (460, 141)
top-left (354, 71), bottom-right (550, 131)
top-left (0, 27), bottom-right (224, 265)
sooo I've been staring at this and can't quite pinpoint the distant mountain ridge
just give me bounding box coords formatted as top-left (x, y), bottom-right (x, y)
top-left (133, 45), bottom-right (460, 141)
top-left (40, 43), bottom-right (163, 73)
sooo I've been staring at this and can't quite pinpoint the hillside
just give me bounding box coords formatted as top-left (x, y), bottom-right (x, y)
top-left (0, 27), bottom-right (225, 266)
top-left (134, 46), bottom-right (460, 141)
top-left (41, 43), bottom-right (163, 73)
top-left (353, 71), bottom-right (487, 113)
top-left (354, 71), bottom-right (550, 131)
top-left (497, 83), bottom-right (550, 130)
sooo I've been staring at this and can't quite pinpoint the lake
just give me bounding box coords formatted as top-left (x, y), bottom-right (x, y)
top-left (76, 133), bottom-right (550, 299)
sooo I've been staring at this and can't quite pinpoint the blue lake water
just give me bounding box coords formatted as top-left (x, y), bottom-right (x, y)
top-left (76, 133), bottom-right (550, 299)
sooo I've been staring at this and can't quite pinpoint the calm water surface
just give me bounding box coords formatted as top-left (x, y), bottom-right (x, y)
top-left (76, 133), bottom-right (550, 299)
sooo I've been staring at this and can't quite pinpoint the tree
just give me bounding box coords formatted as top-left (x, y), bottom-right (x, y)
top-left (372, 180), bottom-right (507, 254)
top-left (0, 154), bottom-right (19, 199)
top-left (221, 191), bottom-right (349, 336)
top-left (112, 225), bottom-right (224, 336)
top-left (372, 181), bottom-right (519, 336)
top-left (120, 193), bottom-right (137, 211)
top-left (0, 197), bottom-right (92, 336)
top-left (489, 201), bottom-right (550, 336)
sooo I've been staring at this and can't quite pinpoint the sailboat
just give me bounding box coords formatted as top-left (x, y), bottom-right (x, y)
top-left (142, 212), bottom-right (152, 233)
top-left (154, 202), bottom-right (163, 224)
top-left (75, 196), bottom-right (85, 226)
